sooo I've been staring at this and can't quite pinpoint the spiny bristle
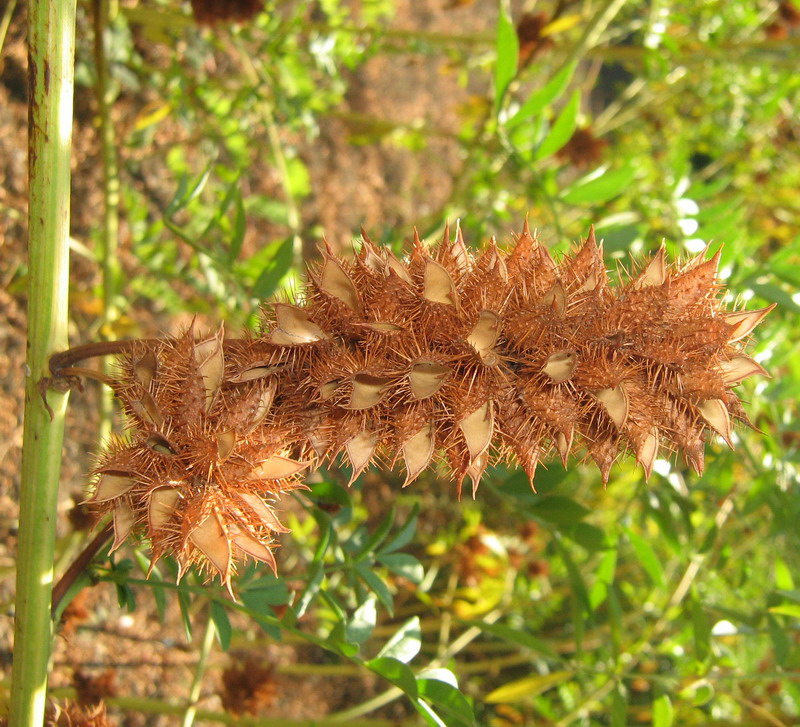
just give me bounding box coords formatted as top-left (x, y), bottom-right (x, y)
top-left (88, 223), bottom-right (773, 585)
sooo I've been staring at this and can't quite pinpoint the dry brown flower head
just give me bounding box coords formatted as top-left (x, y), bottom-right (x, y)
top-left (87, 222), bottom-right (773, 586)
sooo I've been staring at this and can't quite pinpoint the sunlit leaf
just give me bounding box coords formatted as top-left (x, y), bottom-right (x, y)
top-left (653, 694), bottom-right (674, 727)
top-left (506, 62), bottom-right (577, 128)
top-left (210, 601), bottom-right (232, 651)
top-left (495, 6), bottom-right (519, 109)
top-left (377, 617), bottom-right (422, 663)
top-left (485, 671), bottom-right (573, 703)
top-left (534, 89), bottom-right (580, 161)
top-left (366, 657), bottom-right (418, 698)
top-left (346, 596), bottom-right (377, 645)
top-left (417, 678), bottom-right (476, 726)
top-left (561, 165), bottom-right (638, 205)
top-left (626, 527), bottom-right (665, 587)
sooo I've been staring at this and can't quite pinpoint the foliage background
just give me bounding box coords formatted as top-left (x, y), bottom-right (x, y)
top-left (1, 0), bottom-right (799, 724)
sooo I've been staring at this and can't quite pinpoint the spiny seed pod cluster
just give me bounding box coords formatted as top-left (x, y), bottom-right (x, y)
top-left (86, 223), bottom-right (772, 588)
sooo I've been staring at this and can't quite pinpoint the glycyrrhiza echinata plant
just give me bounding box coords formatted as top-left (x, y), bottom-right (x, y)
top-left (54, 222), bottom-right (773, 591)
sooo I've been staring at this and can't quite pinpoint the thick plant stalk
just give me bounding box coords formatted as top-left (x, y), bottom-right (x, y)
top-left (11, 0), bottom-right (77, 724)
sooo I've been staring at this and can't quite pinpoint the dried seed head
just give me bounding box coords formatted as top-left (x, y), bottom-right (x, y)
top-left (90, 223), bottom-right (772, 586)
top-left (91, 328), bottom-right (306, 589)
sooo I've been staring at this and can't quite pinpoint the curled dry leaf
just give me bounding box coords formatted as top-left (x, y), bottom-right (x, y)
top-left (575, 269), bottom-right (599, 294)
top-left (318, 379), bottom-right (342, 400)
top-left (146, 433), bottom-right (177, 457)
top-left (111, 501), bottom-right (135, 552)
top-left (719, 355), bottom-right (768, 385)
top-left (149, 487), bottom-right (181, 531)
top-left (231, 525), bottom-right (278, 573)
top-left (698, 398), bottom-right (733, 446)
top-left (468, 311), bottom-right (501, 355)
top-left (348, 373), bottom-right (391, 409)
top-left (189, 512), bottom-right (231, 583)
top-left (237, 492), bottom-right (291, 533)
top-left (408, 361), bottom-right (451, 399)
top-left (228, 364), bottom-right (282, 383)
top-left (542, 281), bottom-right (566, 316)
top-left (253, 456), bottom-right (310, 480)
top-left (634, 246), bottom-right (667, 289)
top-left (555, 428), bottom-right (573, 462)
top-left (724, 305), bottom-right (776, 343)
top-left (359, 321), bottom-right (404, 333)
top-left (92, 472), bottom-right (136, 502)
top-left (217, 430), bottom-right (237, 460)
top-left (134, 350), bottom-right (158, 388)
top-left (449, 226), bottom-right (470, 275)
top-left (409, 361), bottom-right (450, 399)
top-left (637, 427), bottom-right (659, 480)
top-left (386, 250), bottom-right (413, 283)
top-left (130, 392), bottom-right (164, 428)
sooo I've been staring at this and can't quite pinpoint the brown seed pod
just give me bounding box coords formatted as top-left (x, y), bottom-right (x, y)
top-left (89, 222), bottom-right (772, 585)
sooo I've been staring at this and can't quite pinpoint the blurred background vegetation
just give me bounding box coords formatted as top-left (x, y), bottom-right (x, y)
top-left (1, 0), bottom-right (799, 724)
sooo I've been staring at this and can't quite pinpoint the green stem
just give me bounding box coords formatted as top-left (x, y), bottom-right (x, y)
top-left (0, 0), bottom-right (17, 57)
top-left (10, 0), bottom-right (77, 724)
top-left (181, 613), bottom-right (217, 727)
top-left (49, 688), bottom-right (410, 726)
top-left (93, 0), bottom-right (121, 443)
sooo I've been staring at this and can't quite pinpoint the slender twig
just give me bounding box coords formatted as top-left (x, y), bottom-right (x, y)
top-left (49, 339), bottom-right (152, 375)
top-left (49, 687), bottom-right (412, 726)
top-left (92, 0), bottom-right (122, 443)
top-left (181, 614), bottom-right (217, 727)
top-left (10, 0), bottom-right (77, 724)
top-left (725, 693), bottom-right (788, 727)
top-left (0, 0), bottom-right (17, 59)
top-left (51, 524), bottom-right (113, 616)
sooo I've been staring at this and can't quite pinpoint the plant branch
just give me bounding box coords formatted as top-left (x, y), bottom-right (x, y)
top-left (51, 523), bottom-right (113, 616)
top-left (0, 0), bottom-right (17, 58)
top-left (181, 614), bottom-right (217, 727)
top-left (49, 339), bottom-right (151, 375)
top-left (10, 0), bottom-right (77, 724)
